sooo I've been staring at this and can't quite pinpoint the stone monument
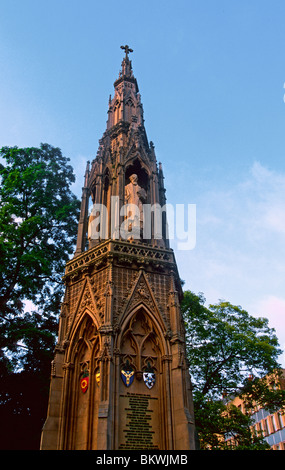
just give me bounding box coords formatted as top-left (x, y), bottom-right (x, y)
top-left (40, 46), bottom-right (196, 450)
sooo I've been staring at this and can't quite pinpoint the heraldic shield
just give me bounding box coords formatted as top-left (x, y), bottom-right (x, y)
top-left (80, 369), bottom-right (89, 393)
top-left (143, 362), bottom-right (155, 389)
top-left (121, 360), bottom-right (135, 387)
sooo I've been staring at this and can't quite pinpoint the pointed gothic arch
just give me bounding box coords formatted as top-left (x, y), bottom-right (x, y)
top-left (117, 270), bottom-right (167, 338)
top-left (116, 303), bottom-right (168, 372)
top-left (125, 96), bottom-right (135, 107)
top-left (60, 312), bottom-right (102, 449)
top-left (66, 311), bottom-right (100, 364)
top-left (66, 277), bottom-right (100, 348)
top-left (114, 304), bottom-right (170, 450)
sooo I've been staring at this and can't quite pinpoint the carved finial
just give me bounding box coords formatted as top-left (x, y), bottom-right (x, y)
top-left (120, 44), bottom-right (133, 59)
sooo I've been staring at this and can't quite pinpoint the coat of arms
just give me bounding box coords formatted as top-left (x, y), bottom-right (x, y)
top-left (121, 360), bottom-right (135, 387)
top-left (95, 369), bottom-right (100, 386)
top-left (143, 363), bottom-right (155, 389)
top-left (80, 369), bottom-right (89, 393)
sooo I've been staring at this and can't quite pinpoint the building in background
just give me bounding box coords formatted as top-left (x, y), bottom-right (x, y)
top-left (225, 369), bottom-right (285, 450)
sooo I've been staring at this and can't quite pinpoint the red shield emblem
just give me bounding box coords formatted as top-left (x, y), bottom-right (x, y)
top-left (80, 375), bottom-right (89, 393)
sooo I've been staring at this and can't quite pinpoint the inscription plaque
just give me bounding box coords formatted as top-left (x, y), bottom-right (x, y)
top-left (119, 392), bottom-right (159, 449)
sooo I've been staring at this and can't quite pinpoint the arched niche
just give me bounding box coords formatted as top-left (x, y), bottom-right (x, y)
top-left (116, 306), bottom-right (167, 450)
top-left (103, 167), bottom-right (111, 207)
top-left (67, 314), bottom-right (98, 361)
top-left (124, 96), bottom-right (135, 121)
top-left (117, 305), bottom-right (168, 386)
top-left (62, 313), bottom-right (101, 450)
top-left (125, 157), bottom-right (150, 194)
top-left (90, 180), bottom-right (96, 204)
top-left (66, 306), bottom-right (100, 360)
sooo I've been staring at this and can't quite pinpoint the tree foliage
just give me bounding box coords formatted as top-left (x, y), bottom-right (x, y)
top-left (0, 144), bottom-right (80, 318)
top-left (193, 392), bottom-right (270, 450)
top-left (0, 144), bottom-right (80, 448)
top-left (181, 290), bottom-right (285, 450)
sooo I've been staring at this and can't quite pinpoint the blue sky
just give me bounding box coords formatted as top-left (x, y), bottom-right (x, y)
top-left (1, 0), bottom-right (285, 365)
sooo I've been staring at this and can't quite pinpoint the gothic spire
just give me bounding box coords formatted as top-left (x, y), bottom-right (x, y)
top-left (107, 45), bottom-right (143, 130)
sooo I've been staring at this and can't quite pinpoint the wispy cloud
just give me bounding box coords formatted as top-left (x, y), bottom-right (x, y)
top-left (177, 161), bottom-right (285, 364)
top-left (249, 295), bottom-right (285, 365)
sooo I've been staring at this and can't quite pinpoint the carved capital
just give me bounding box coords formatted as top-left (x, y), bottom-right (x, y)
top-left (161, 354), bottom-right (172, 363)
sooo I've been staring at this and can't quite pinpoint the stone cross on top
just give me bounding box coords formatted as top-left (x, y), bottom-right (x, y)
top-left (120, 44), bottom-right (133, 59)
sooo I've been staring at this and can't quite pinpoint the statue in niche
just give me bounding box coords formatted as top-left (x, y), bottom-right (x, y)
top-left (124, 174), bottom-right (146, 238)
top-left (125, 174), bottom-right (146, 209)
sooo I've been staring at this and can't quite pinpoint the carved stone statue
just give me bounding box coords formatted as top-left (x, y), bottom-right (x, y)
top-left (125, 174), bottom-right (146, 211)
top-left (124, 174), bottom-right (146, 238)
